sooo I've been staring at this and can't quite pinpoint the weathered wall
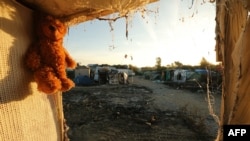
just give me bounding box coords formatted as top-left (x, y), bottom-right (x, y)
top-left (216, 0), bottom-right (249, 140)
top-left (0, 0), bottom-right (63, 140)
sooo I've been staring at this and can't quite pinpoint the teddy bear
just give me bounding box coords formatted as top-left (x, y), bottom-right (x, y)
top-left (25, 14), bottom-right (77, 94)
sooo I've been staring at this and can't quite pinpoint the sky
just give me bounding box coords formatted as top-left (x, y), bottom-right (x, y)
top-left (64, 0), bottom-right (217, 68)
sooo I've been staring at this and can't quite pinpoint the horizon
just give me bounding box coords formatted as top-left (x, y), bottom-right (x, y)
top-left (78, 58), bottom-right (220, 69)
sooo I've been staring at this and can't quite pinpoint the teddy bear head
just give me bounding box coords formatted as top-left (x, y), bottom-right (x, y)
top-left (37, 15), bottom-right (67, 41)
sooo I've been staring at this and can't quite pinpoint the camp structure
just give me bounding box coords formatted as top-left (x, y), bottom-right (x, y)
top-left (183, 69), bottom-right (222, 92)
top-left (0, 0), bottom-right (157, 140)
top-left (173, 69), bottom-right (188, 83)
top-left (93, 66), bottom-right (114, 84)
top-left (165, 69), bottom-right (175, 82)
top-left (164, 69), bottom-right (194, 87)
top-left (73, 65), bottom-right (94, 86)
top-left (74, 75), bottom-right (95, 86)
top-left (92, 66), bottom-right (130, 85)
top-left (165, 69), bottom-right (188, 87)
top-left (74, 65), bottom-right (90, 78)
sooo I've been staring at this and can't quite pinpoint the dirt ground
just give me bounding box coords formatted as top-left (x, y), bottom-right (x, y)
top-left (63, 76), bottom-right (221, 141)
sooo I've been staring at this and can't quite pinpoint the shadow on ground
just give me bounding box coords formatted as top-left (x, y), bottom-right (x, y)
top-left (63, 84), bottom-right (217, 141)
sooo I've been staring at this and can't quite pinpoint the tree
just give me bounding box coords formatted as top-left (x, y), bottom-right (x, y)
top-left (200, 57), bottom-right (211, 68)
top-left (155, 57), bottom-right (161, 70)
top-left (174, 61), bottom-right (183, 68)
top-left (128, 64), bottom-right (140, 75)
top-left (77, 62), bottom-right (81, 67)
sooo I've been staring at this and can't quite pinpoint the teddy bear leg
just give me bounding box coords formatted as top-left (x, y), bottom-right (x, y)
top-left (56, 67), bottom-right (75, 92)
top-left (60, 78), bottom-right (75, 92)
top-left (34, 66), bottom-right (62, 94)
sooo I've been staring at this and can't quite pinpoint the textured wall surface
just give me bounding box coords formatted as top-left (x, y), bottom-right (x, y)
top-left (0, 0), bottom-right (63, 140)
top-left (216, 0), bottom-right (249, 140)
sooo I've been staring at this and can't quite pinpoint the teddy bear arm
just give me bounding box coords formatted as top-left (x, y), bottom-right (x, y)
top-left (64, 49), bottom-right (76, 69)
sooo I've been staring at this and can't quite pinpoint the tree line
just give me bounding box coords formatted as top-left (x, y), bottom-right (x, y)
top-left (129, 57), bottom-right (223, 75)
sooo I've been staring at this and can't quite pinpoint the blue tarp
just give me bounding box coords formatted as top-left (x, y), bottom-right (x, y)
top-left (74, 75), bottom-right (94, 86)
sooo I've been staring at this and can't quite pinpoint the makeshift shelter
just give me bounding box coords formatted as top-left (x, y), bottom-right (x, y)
top-left (93, 66), bottom-right (112, 84)
top-left (0, 0), bottom-right (157, 140)
top-left (173, 69), bottom-right (188, 83)
top-left (108, 69), bottom-right (120, 84)
top-left (183, 69), bottom-right (222, 92)
top-left (74, 75), bottom-right (94, 86)
top-left (165, 69), bottom-right (175, 81)
top-left (74, 65), bottom-right (90, 78)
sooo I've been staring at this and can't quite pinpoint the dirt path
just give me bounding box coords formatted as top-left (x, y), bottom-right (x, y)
top-left (132, 76), bottom-right (221, 116)
top-left (132, 76), bottom-right (221, 137)
top-left (63, 76), bottom-right (221, 141)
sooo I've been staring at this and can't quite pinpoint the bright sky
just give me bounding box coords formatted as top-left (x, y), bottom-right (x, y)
top-left (64, 0), bottom-right (217, 68)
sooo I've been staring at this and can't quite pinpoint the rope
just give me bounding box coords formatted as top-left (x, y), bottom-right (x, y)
top-left (205, 67), bottom-right (220, 124)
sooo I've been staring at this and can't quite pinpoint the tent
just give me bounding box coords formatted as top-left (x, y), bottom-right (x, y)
top-left (0, 0), bottom-right (157, 140)
top-left (74, 65), bottom-right (90, 78)
top-left (165, 69), bottom-right (175, 81)
top-left (74, 75), bottom-right (94, 86)
top-left (165, 69), bottom-right (194, 83)
top-left (173, 69), bottom-right (188, 83)
top-left (184, 69), bottom-right (222, 92)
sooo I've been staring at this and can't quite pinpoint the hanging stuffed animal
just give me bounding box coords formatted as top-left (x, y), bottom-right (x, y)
top-left (25, 14), bottom-right (76, 94)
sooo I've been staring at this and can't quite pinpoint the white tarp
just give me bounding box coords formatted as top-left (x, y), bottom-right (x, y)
top-left (173, 69), bottom-right (187, 83)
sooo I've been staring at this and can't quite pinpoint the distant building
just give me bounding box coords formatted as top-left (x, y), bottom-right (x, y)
top-left (75, 65), bottom-right (90, 78)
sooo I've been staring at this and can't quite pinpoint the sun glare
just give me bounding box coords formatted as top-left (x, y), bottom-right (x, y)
top-left (65, 0), bottom-right (217, 68)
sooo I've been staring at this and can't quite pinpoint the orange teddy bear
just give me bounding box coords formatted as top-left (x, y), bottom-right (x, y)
top-left (25, 14), bottom-right (76, 94)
